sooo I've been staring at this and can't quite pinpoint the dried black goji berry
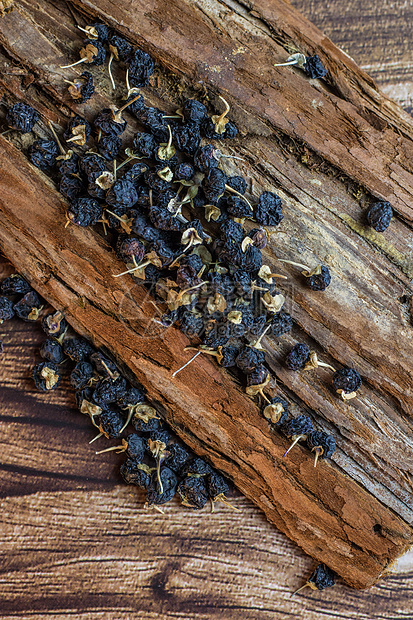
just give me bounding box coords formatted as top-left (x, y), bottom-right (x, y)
top-left (33, 361), bottom-right (61, 391)
top-left (182, 457), bottom-right (213, 477)
top-left (66, 71), bottom-right (95, 103)
top-left (307, 265), bottom-right (331, 291)
top-left (0, 297), bottom-right (15, 322)
top-left (146, 467), bottom-right (177, 505)
top-left (174, 123), bottom-right (202, 156)
top-left (332, 367), bottom-right (361, 394)
top-left (271, 311), bottom-right (293, 337)
top-left (0, 275), bottom-right (32, 296)
top-left (285, 343), bottom-right (310, 370)
top-left (40, 338), bottom-right (65, 364)
top-left (7, 102), bottom-right (39, 133)
top-left (366, 201), bottom-right (393, 232)
top-left (128, 48), bottom-right (155, 88)
top-left (71, 361), bottom-right (95, 390)
top-left (121, 459), bottom-right (152, 489)
top-left (42, 311), bottom-right (67, 339)
top-left (13, 291), bottom-right (42, 321)
top-left (255, 191), bottom-right (283, 226)
top-left (181, 99), bottom-right (208, 124)
top-left (63, 337), bottom-right (95, 362)
top-left (97, 134), bottom-right (122, 160)
top-left (236, 346), bottom-right (265, 373)
top-left (67, 197), bottom-right (103, 227)
top-left (93, 376), bottom-right (128, 407)
top-left (303, 55), bottom-right (327, 79)
top-left (28, 139), bottom-right (59, 171)
top-left (177, 476), bottom-right (208, 509)
top-left (94, 108), bottom-right (126, 137)
top-left (306, 430), bottom-right (336, 467)
top-left (60, 174), bottom-right (84, 202)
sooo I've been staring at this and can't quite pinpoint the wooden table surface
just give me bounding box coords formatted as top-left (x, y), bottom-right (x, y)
top-left (1, 0), bottom-right (412, 618)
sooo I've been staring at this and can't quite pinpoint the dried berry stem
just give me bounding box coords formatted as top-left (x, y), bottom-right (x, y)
top-left (172, 351), bottom-right (202, 378)
top-left (107, 53), bottom-right (116, 90)
top-left (47, 121), bottom-right (65, 155)
top-left (60, 57), bottom-right (88, 69)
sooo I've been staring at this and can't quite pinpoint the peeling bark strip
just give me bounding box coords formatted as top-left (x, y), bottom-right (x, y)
top-left (0, 138), bottom-right (412, 590)
top-left (0, 0), bottom-right (412, 590)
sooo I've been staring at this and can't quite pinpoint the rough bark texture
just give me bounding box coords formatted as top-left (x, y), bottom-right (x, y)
top-left (0, 0), bottom-right (412, 593)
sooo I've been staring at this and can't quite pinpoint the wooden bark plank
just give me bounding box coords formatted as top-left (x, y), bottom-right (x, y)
top-left (0, 136), bottom-right (411, 590)
top-left (0, 0), bottom-right (412, 591)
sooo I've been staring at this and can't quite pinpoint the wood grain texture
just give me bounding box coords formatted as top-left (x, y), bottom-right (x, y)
top-left (0, 0), bottom-right (411, 618)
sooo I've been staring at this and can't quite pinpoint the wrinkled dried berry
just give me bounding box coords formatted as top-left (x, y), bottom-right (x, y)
top-left (39, 338), bottom-right (65, 364)
top-left (263, 396), bottom-right (289, 427)
top-left (206, 471), bottom-right (230, 501)
top-left (303, 55), bottom-right (327, 79)
top-left (307, 563), bottom-right (336, 590)
top-left (123, 93), bottom-right (145, 117)
top-left (68, 197), bottom-right (103, 227)
top-left (64, 115), bottom-right (91, 146)
top-left (255, 191), bottom-right (283, 227)
top-left (93, 376), bottom-right (128, 407)
top-left (63, 337), bottom-right (95, 362)
top-left (99, 408), bottom-right (124, 438)
top-left (179, 310), bottom-right (204, 337)
top-left (220, 346), bottom-right (239, 368)
top-left (128, 48), bottom-right (155, 88)
top-left (271, 311), bottom-right (293, 337)
top-left (116, 236), bottom-right (145, 263)
top-left (108, 32), bottom-right (132, 62)
top-left (332, 367), bottom-right (361, 394)
top-left (307, 266), bottom-right (331, 291)
top-left (60, 174), bottom-right (84, 202)
top-left (236, 346), bottom-right (265, 373)
top-left (67, 71), bottom-right (95, 103)
top-left (203, 118), bottom-right (238, 140)
top-left (174, 123), bottom-right (202, 156)
top-left (90, 352), bottom-right (119, 379)
top-left (177, 476), bottom-right (208, 508)
top-left (307, 430), bottom-right (336, 461)
top-left (226, 196), bottom-right (252, 218)
top-left (0, 297), bottom-right (14, 322)
top-left (181, 99), bottom-right (208, 124)
top-left (282, 415), bottom-right (313, 439)
top-left (94, 108), bottom-right (126, 137)
top-left (285, 343), bottom-right (310, 370)
top-left (121, 459), bottom-right (151, 489)
top-left (71, 361), bottom-right (95, 390)
top-left (163, 443), bottom-right (190, 474)
top-left (247, 364), bottom-right (268, 387)
top-left (80, 39), bottom-right (107, 66)
top-left (366, 201), bottom-right (393, 232)
top-left (79, 152), bottom-right (106, 178)
top-left (33, 361), bottom-right (61, 391)
top-left (29, 139), bottom-right (59, 171)
top-left (0, 274), bottom-right (32, 296)
top-left (182, 457), bottom-right (213, 477)
top-left (97, 133), bottom-right (122, 160)
top-left (13, 291), bottom-right (42, 321)
top-left (146, 466), bottom-right (177, 505)
top-left (203, 168), bottom-right (226, 204)
top-left (82, 23), bottom-right (110, 42)
top-left (7, 102), bottom-right (39, 133)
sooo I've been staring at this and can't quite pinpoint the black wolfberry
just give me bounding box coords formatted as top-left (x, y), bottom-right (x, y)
top-left (97, 134), bottom-right (122, 160)
top-left (307, 266), bottom-right (331, 291)
top-left (70, 361), bottom-right (95, 390)
top-left (193, 144), bottom-right (219, 173)
top-left (181, 99), bottom-right (208, 124)
top-left (60, 174), bottom-right (84, 202)
top-left (106, 179), bottom-right (138, 209)
top-left (0, 275), bottom-right (32, 296)
top-left (307, 430), bottom-right (336, 463)
top-left (177, 476), bottom-right (208, 508)
top-left (64, 115), bottom-right (91, 146)
top-left (39, 338), bottom-right (65, 364)
top-left (90, 352), bottom-right (119, 380)
top-left (255, 191), bottom-right (283, 226)
top-left (79, 152), bottom-right (106, 178)
top-left (116, 236), bottom-right (145, 263)
top-left (307, 563), bottom-right (335, 590)
top-left (94, 108), bottom-right (126, 137)
top-left (146, 467), bottom-right (178, 505)
top-left (41, 312), bottom-right (67, 341)
top-left (366, 201), bottom-right (393, 232)
top-left (174, 123), bottom-right (202, 156)
top-left (128, 48), bottom-right (155, 88)
top-left (99, 408), bottom-right (124, 438)
top-left (203, 118), bottom-right (238, 140)
top-left (123, 93), bottom-right (145, 117)
top-left (33, 361), bottom-right (61, 391)
top-left (6, 102), bottom-right (39, 133)
top-left (162, 443), bottom-right (190, 474)
top-left (264, 396), bottom-right (289, 427)
top-left (0, 297), bottom-right (14, 322)
top-left (93, 376), bottom-right (128, 407)
top-left (285, 343), bottom-right (310, 370)
top-left (68, 197), bottom-right (103, 227)
top-left (28, 139), bottom-right (59, 171)
top-left (332, 367), bottom-right (361, 394)
top-left (206, 471), bottom-right (229, 501)
top-left (63, 337), bottom-right (95, 362)
top-left (67, 71), bottom-right (95, 103)
top-left (236, 347), bottom-right (266, 374)
top-left (303, 55), bottom-right (327, 79)
top-left (182, 457), bottom-right (213, 477)
top-left (108, 32), bottom-right (132, 63)
top-left (226, 195), bottom-right (252, 218)
top-left (220, 346), bottom-right (240, 368)
top-left (271, 311), bottom-right (293, 337)
top-left (120, 459), bottom-right (151, 489)
top-left (13, 291), bottom-right (42, 321)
